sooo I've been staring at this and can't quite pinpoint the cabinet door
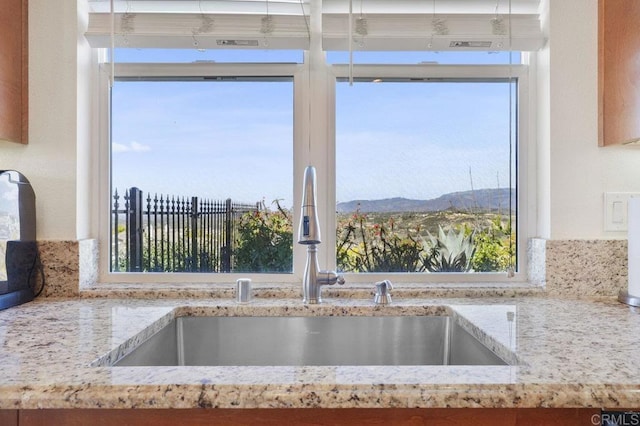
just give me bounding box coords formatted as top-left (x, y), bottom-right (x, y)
top-left (0, 0), bottom-right (28, 144)
top-left (0, 410), bottom-right (18, 426)
top-left (16, 408), bottom-right (602, 426)
top-left (598, 0), bottom-right (640, 146)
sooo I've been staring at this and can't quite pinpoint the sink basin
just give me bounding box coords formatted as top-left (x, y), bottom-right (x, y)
top-left (113, 316), bottom-right (509, 366)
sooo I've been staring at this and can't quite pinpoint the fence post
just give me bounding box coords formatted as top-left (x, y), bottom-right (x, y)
top-left (191, 196), bottom-right (199, 272)
top-left (113, 190), bottom-right (120, 272)
top-left (128, 187), bottom-right (143, 272)
top-left (222, 198), bottom-right (232, 272)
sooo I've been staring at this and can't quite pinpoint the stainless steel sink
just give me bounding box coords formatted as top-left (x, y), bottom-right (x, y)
top-left (113, 316), bottom-right (509, 366)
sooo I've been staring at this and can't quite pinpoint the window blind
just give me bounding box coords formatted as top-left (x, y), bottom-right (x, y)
top-left (85, 0), bottom-right (544, 51)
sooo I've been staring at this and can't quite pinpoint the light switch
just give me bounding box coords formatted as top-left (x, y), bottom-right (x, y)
top-left (604, 192), bottom-right (640, 232)
top-left (612, 201), bottom-right (624, 223)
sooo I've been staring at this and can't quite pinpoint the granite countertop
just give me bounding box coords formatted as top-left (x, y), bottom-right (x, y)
top-left (1, 294), bottom-right (639, 409)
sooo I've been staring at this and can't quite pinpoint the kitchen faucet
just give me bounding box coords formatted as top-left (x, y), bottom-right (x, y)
top-left (297, 166), bottom-right (345, 303)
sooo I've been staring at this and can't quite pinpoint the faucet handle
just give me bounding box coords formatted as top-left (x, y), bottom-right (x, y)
top-left (374, 280), bottom-right (393, 305)
top-left (318, 270), bottom-right (345, 286)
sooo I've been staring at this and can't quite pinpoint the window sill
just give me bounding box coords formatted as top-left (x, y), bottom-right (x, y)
top-left (80, 281), bottom-right (544, 299)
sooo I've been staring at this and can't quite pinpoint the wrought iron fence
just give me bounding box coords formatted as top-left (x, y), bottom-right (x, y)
top-left (111, 187), bottom-right (258, 273)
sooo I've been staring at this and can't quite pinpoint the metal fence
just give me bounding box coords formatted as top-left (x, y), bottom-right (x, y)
top-left (111, 187), bottom-right (258, 273)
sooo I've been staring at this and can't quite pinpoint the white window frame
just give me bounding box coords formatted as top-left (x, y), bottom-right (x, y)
top-left (97, 61), bottom-right (308, 283)
top-left (327, 62), bottom-right (532, 283)
top-left (96, 56), bottom-right (533, 284)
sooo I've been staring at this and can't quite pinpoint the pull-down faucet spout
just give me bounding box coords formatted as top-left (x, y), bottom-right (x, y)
top-left (298, 166), bottom-right (321, 246)
top-left (298, 166), bottom-right (345, 304)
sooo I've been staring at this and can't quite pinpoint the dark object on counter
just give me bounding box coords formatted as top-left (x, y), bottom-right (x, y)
top-left (0, 170), bottom-right (39, 311)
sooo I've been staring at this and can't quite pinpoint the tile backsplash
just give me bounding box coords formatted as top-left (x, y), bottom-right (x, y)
top-left (36, 238), bottom-right (628, 298)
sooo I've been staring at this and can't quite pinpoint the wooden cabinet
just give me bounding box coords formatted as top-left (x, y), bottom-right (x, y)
top-left (0, 0), bottom-right (28, 144)
top-left (0, 410), bottom-right (18, 426)
top-left (1, 408), bottom-right (601, 426)
top-left (598, 0), bottom-right (640, 146)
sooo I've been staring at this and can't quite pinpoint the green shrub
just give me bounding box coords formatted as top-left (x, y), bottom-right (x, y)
top-left (471, 217), bottom-right (515, 272)
top-left (337, 211), bottom-right (515, 274)
top-left (233, 201), bottom-right (293, 272)
top-left (142, 237), bottom-right (196, 272)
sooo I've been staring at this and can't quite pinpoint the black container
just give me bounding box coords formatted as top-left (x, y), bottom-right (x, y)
top-left (0, 170), bottom-right (37, 311)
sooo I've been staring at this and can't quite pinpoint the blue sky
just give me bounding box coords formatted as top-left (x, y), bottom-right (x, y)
top-left (111, 49), bottom-right (515, 209)
top-left (336, 80), bottom-right (513, 204)
top-left (112, 79), bottom-right (293, 206)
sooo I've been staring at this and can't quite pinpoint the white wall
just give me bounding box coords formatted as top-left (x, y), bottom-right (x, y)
top-left (76, 0), bottom-right (97, 240)
top-left (2, 0), bottom-right (640, 242)
top-left (540, 0), bottom-right (640, 240)
top-left (0, 0), bottom-right (79, 240)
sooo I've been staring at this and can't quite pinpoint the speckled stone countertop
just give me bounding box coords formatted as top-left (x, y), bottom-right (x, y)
top-left (1, 295), bottom-right (640, 409)
top-left (79, 281), bottom-right (545, 299)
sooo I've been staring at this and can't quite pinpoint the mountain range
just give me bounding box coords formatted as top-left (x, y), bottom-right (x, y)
top-left (336, 188), bottom-right (515, 213)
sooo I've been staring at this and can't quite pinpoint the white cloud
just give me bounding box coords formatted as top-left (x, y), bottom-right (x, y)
top-left (113, 141), bottom-right (151, 153)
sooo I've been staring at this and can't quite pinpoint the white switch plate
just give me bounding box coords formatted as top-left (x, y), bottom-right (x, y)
top-left (604, 192), bottom-right (640, 231)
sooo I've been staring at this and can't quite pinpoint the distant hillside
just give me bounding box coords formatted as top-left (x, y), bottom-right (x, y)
top-left (336, 188), bottom-right (515, 213)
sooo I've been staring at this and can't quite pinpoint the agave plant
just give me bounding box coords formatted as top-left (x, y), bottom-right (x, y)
top-left (422, 226), bottom-right (476, 272)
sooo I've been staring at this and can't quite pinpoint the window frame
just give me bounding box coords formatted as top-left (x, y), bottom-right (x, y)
top-left (96, 58), bottom-right (532, 284)
top-left (327, 63), bottom-right (531, 283)
top-left (97, 61), bottom-right (307, 283)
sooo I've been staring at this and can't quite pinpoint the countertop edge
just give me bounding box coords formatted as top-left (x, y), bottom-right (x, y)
top-left (0, 382), bottom-right (632, 410)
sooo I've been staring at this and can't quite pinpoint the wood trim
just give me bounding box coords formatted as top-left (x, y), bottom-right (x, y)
top-left (18, 408), bottom-right (600, 426)
top-left (597, 0), bottom-right (605, 146)
top-left (21, 0), bottom-right (28, 144)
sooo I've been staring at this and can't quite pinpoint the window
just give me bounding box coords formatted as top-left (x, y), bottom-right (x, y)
top-left (325, 61), bottom-right (527, 282)
top-left (99, 58), bottom-right (528, 283)
top-left (92, 4), bottom-right (534, 283)
top-left (335, 75), bottom-right (518, 276)
top-left (99, 61), bottom-right (302, 281)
